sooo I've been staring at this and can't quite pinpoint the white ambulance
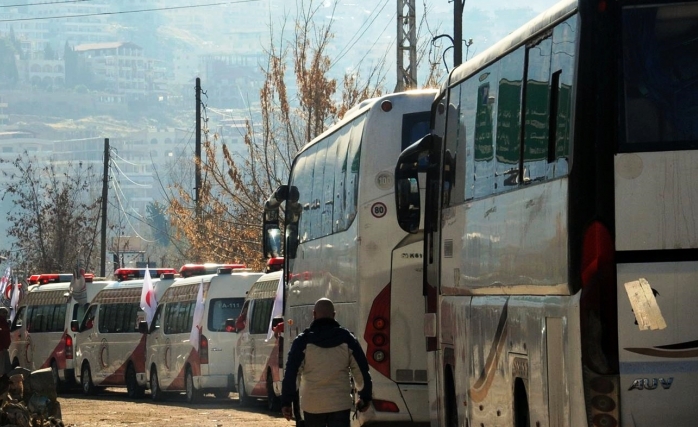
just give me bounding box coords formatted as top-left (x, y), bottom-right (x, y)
top-left (72, 272), bottom-right (177, 397)
top-left (9, 273), bottom-right (111, 390)
top-left (143, 268), bottom-right (263, 403)
top-left (234, 270), bottom-right (283, 410)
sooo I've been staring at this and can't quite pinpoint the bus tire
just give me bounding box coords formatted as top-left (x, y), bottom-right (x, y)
top-left (81, 363), bottom-right (96, 396)
top-left (126, 363), bottom-right (145, 399)
top-left (185, 367), bottom-right (201, 404)
top-left (150, 368), bottom-right (162, 402)
top-left (237, 370), bottom-right (251, 407)
top-left (266, 369), bottom-right (281, 412)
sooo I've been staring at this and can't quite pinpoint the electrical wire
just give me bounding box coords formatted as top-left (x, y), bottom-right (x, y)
top-left (110, 159), bottom-right (149, 187)
top-left (331, 0), bottom-right (388, 66)
top-left (110, 175), bottom-right (155, 243)
top-left (331, 0), bottom-right (390, 68)
top-left (110, 149), bottom-right (139, 167)
top-left (0, 0), bottom-right (94, 8)
top-left (0, 0), bottom-right (259, 22)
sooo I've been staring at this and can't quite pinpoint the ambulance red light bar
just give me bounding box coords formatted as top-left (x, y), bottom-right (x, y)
top-left (113, 268), bottom-right (178, 281)
top-left (179, 263), bottom-right (247, 278)
top-left (266, 257), bottom-right (284, 272)
top-left (33, 273), bottom-right (93, 285)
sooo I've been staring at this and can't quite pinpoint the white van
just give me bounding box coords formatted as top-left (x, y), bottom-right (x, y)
top-left (143, 268), bottom-right (263, 403)
top-left (234, 270), bottom-right (283, 410)
top-left (9, 273), bottom-right (111, 390)
top-left (73, 273), bottom-right (177, 398)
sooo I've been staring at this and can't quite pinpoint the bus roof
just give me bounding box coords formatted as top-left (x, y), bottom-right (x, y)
top-left (447, 0), bottom-right (576, 93)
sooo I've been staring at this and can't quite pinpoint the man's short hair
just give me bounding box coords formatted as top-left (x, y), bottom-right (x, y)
top-left (313, 298), bottom-right (335, 319)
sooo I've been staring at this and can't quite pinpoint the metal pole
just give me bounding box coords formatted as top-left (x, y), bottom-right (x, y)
top-left (100, 138), bottom-right (109, 277)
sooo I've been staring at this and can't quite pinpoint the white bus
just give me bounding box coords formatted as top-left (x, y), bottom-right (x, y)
top-left (9, 273), bottom-right (110, 389)
top-left (394, 1), bottom-right (698, 426)
top-left (262, 90), bottom-right (436, 426)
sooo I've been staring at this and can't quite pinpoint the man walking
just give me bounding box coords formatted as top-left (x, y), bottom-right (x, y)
top-left (281, 298), bottom-right (372, 427)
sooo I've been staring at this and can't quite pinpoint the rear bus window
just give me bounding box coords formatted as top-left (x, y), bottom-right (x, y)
top-left (207, 298), bottom-right (245, 332)
top-left (622, 4), bottom-right (698, 150)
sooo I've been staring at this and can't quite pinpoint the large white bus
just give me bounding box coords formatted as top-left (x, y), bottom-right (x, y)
top-left (262, 90), bottom-right (436, 426)
top-left (394, 1), bottom-right (698, 426)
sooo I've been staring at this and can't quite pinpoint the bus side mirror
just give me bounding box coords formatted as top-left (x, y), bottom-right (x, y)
top-left (263, 185), bottom-right (286, 259)
top-left (138, 321), bottom-right (149, 334)
top-left (70, 320), bottom-right (80, 332)
top-left (396, 134), bottom-right (432, 233)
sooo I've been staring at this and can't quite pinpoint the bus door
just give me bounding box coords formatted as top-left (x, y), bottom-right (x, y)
top-left (615, 3), bottom-right (698, 425)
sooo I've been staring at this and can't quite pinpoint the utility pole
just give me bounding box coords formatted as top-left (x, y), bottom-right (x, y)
top-left (454, 0), bottom-right (464, 67)
top-left (396, 0), bottom-right (417, 92)
top-left (100, 138), bottom-right (109, 277)
top-left (195, 78), bottom-right (202, 219)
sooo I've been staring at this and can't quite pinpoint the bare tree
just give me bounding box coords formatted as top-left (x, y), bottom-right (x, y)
top-left (0, 152), bottom-right (102, 274)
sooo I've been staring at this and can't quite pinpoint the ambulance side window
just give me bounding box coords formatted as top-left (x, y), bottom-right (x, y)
top-left (249, 298), bottom-right (274, 335)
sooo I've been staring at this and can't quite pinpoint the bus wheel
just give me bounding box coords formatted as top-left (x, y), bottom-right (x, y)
top-left (150, 368), bottom-right (162, 402)
top-left (185, 367), bottom-right (201, 404)
top-left (266, 370), bottom-right (281, 412)
top-left (126, 364), bottom-right (145, 399)
top-left (81, 363), bottom-right (96, 396)
top-left (237, 370), bottom-right (251, 407)
top-left (514, 378), bottom-right (530, 427)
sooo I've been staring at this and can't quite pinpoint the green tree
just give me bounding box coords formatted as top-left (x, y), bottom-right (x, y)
top-left (146, 202), bottom-right (170, 247)
top-left (0, 37), bottom-right (19, 84)
top-left (0, 152), bottom-right (103, 274)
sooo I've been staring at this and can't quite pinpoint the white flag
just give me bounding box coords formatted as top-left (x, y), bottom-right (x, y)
top-left (139, 269), bottom-right (157, 327)
top-left (70, 268), bottom-right (87, 305)
top-left (265, 273), bottom-right (284, 342)
top-left (0, 267), bottom-right (11, 306)
top-left (189, 279), bottom-right (205, 350)
top-left (9, 282), bottom-right (20, 322)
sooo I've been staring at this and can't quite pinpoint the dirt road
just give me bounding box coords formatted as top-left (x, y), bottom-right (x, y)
top-left (59, 389), bottom-right (291, 427)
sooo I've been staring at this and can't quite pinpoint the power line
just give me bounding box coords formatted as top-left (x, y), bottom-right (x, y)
top-left (0, 0), bottom-right (94, 8)
top-left (331, 0), bottom-right (391, 69)
top-left (0, 0), bottom-right (259, 22)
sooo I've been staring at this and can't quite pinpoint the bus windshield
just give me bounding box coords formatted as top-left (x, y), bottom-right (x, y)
top-left (622, 3), bottom-right (698, 149)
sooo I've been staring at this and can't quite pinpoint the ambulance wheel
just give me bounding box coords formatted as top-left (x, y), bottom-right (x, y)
top-left (237, 370), bottom-right (251, 407)
top-left (267, 370), bottom-right (281, 412)
top-left (150, 368), bottom-right (162, 401)
top-left (81, 363), bottom-right (96, 396)
top-left (126, 364), bottom-right (145, 399)
top-left (185, 367), bottom-right (201, 404)
top-left (50, 360), bottom-right (62, 391)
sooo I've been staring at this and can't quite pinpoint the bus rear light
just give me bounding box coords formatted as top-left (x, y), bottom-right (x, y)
top-left (381, 100), bottom-right (393, 112)
top-left (65, 335), bottom-right (73, 359)
top-left (372, 399), bottom-right (399, 413)
top-left (581, 221), bottom-right (614, 288)
top-left (592, 414), bottom-right (617, 427)
top-left (372, 334), bottom-right (386, 346)
top-left (373, 317), bottom-right (386, 330)
top-left (199, 335), bottom-right (209, 364)
top-left (373, 350), bottom-right (386, 363)
top-left (364, 284), bottom-right (391, 379)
